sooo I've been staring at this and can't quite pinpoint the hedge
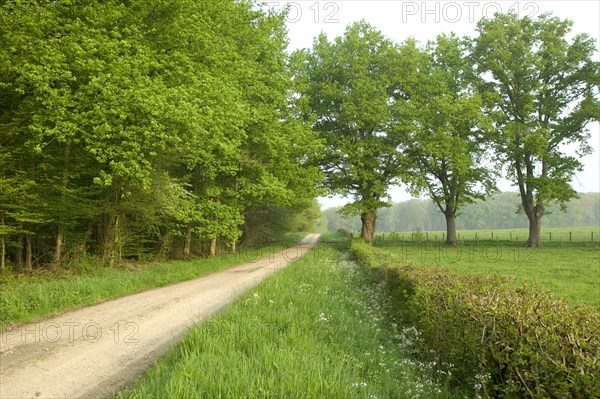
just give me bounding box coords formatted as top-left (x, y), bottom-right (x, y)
top-left (351, 239), bottom-right (600, 399)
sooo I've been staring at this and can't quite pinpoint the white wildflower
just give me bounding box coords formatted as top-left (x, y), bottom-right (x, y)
top-left (351, 382), bottom-right (367, 388)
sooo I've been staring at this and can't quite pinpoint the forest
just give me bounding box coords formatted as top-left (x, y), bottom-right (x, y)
top-left (1, 1), bottom-right (598, 273)
top-left (324, 191), bottom-right (600, 233)
top-left (0, 0), bottom-right (322, 272)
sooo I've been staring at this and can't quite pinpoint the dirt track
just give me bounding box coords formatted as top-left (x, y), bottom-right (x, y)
top-left (0, 234), bottom-right (320, 399)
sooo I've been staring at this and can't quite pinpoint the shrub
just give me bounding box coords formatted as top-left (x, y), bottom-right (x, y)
top-left (336, 228), bottom-right (353, 237)
top-left (351, 240), bottom-right (600, 399)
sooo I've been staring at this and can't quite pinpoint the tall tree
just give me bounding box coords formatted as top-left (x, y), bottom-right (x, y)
top-left (233, 4), bottom-right (323, 246)
top-left (295, 21), bottom-right (414, 243)
top-left (474, 12), bottom-right (599, 247)
top-left (0, 0), bottom-right (321, 269)
top-left (0, 0), bottom-right (102, 268)
top-left (404, 34), bottom-right (497, 245)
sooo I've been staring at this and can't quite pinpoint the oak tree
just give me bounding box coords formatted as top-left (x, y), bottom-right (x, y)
top-left (404, 34), bottom-right (497, 245)
top-left (296, 21), bottom-right (414, 243)
top-left (474, 13), bottom-right (599, 247)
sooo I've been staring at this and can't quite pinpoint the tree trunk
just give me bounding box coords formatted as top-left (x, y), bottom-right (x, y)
top-left (53, 144), bottom-right (70, 270)
top-left (101, 214), bottom-right (111, 261)
top-left (0, 235), bottom-right (5, 272)
top-left (526, 212), bottom-right (543, 248)
top-left (183, 226), bottom-right (192, 256)
top-left (231, 239), bottom-right (237, 254)
top-left (111, 214), bottom-right (120, 267)
top-left (210, 236), bottom-right (217, 257)
top-left (25, 234), bottom-right (32, 274)
top-left (103, 214), bottom-right (121, 267)
top-left (157, 230), bottom-right (172, 260)
top-left (78, 225), bottom-right (92, 256)
top-left (0, 217), bottom-right (5, 271)
top-left (520, 195), bottom-right (545, 247)
top-left (445, 211), bottom-right (457, 246)
top-left (360, 212), bottom-right (376, 244)
top-left (53, 224), bottom-right (64, 270)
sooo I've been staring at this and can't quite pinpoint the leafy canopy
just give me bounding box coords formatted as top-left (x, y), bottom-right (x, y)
top-left (295, 21), bottom-right (414, 217)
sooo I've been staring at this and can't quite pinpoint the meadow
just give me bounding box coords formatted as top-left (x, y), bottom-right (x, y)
top-left (117, 234), bottom-right (468, 399)
top-left (0, 233), bottom-right (306, 328)
top-left (373, 226), bottom-right (600, 309)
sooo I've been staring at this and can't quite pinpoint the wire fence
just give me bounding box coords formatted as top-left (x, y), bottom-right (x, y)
top-left (366, 229), bottom-right (599, 246)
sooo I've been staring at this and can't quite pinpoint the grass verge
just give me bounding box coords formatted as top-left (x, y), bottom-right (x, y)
top-left (0, 233), bottom-right (307, 328)
top-left (116, 233), bottom-right (464, 399)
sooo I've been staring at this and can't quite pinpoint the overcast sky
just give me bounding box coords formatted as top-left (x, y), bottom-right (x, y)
top-left (264, 1), bottom-right (600, 209)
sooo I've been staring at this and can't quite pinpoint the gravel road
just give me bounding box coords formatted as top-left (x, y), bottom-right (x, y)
top-left (0, 234), bottom-right (320, 398)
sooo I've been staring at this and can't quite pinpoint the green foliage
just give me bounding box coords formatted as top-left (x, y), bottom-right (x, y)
top-left (295, 21), bottom-right (415, 240)
top-left (403, 34), bottom-right (497, 243)
top-left (308, 12), bottom-right (597, 247)
top-left (0, 0), bottom-right (321, 269)
top-left (474, 12), bottom-right (600, 246)
top-left (351, 240), bottom-right (600, 398)
top-left (241, 199), bottom-right (324, 246)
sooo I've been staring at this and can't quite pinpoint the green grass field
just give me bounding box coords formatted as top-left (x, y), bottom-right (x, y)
top-left (374, 227), bottom-right (600, 309)
top-left (0, 233), bottom-right (306, 328)
top-left (117, 234), bottom-right (466, 399)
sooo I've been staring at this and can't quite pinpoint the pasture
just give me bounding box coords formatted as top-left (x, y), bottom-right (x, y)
top-left (373, 227), bottom-right (600, 309)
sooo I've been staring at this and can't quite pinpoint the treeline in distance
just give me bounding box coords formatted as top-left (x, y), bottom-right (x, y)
top-left (324, 192), bottom-right (600, 233)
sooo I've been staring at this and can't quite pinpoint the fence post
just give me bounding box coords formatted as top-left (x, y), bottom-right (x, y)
top-left (549, 232), bottom-right (552, 242)
top-left (569, 232), bottom-right (572, 242)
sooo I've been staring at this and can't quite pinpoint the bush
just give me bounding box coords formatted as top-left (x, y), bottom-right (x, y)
top-left (336, 228), bottom-right (354, 238)
top-left (351, 240), bottom-right (600, 399)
